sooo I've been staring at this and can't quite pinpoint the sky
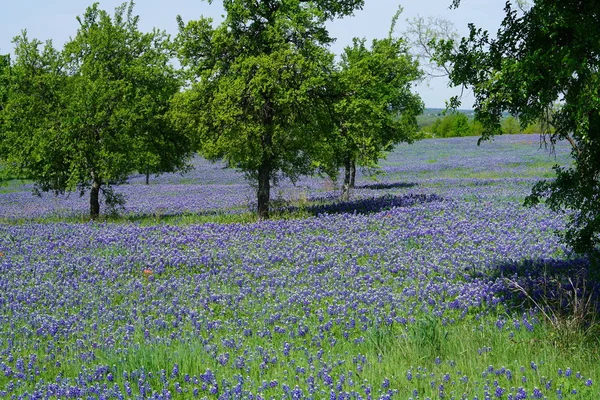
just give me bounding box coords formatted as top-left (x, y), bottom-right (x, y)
top-left (0, 0), bottom-right (506, 108)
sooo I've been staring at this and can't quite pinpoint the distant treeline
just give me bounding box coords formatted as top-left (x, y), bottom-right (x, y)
top-left (417, 111), bottom-right (545, 138)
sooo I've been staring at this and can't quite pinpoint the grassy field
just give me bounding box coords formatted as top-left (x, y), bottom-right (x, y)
top-left (0, 135), bottom-right (598, 399)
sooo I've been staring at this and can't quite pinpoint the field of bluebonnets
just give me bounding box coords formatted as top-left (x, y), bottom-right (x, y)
top-left (1, 134), bottom-right (599, 399)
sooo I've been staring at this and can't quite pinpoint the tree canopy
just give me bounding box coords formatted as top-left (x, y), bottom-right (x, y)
top-left (172, 0), bottom-right (365, 219)
top-left (0, 54), bottom-right (10, 166)
top-left (331, 29), bottom-right (423, 199)
top-left (437, 0), bottom-right (600, 253)
top-left (1, 34), bottom-right (67, 187)
top-left (0, 54), bottom-right (8, 114)
top-left (0, 2), bottom-right (191, 218)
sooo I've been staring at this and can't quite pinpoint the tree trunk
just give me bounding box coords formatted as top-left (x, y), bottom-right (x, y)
top-left (90, 177), bottom-right (101, 220)
top-left (350, 159), bottom-right (356, 189)
top-left (342, 155), bottom-right (352, 201)
top-left (257, 109), bottom-right (275, 220)
top-left (145, 171), bottom-right (150, 185)
top-left (257, 159), bottom-right (271, 220)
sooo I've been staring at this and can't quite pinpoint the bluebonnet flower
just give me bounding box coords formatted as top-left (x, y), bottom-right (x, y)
top-left (0, 135), bottom-right (588, 398)
top-left (530, 361), bottom-right (537, 371)
top-left (217, 353), bottom-right (230, 366)
top-left (515, 387), bottom-right (527, 400)
top-left (234, 356), bottom-right (246, 369)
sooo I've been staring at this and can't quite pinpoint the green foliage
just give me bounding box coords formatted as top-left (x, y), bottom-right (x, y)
top-left (437, 0), bottom-right (600, 254)
top-left (330, 27), bottom-right (424, 196)
top-left (171, 0), bottom-right (364, 219)
top-left (432, 112), bottom-right (470, 137)
top-left (420, 112), bottom-right (476, 138)
top-left (420, 113), bottom-right (531, 138)
top-left (0, 54), bottom-right (8, 123)
top-left (501, 115), bottom-right (520, 135)
top-left (522, 121), bottom-right (543, 134)
top-left (0, 54), bottom-right (10, 177)
top-left (416, 112), bottom-right (440, 129)
top-left (1, 2), bottom-right (191, 218)
top-left (1, 34), bottom-right (66, 185)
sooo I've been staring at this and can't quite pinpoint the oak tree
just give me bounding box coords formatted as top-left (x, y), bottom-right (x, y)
top-left (438, 0), bottom-right (600, 253)
top-left (1, 34), bottom-right (67, 188)
top-left (331, 24), bottom-right (423, 200)
top-left (1, 2), bottom-right (191, 218)
top-left (172, 0), bottom-right (364, 219)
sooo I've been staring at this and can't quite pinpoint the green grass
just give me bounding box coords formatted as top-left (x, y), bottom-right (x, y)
top-left (0, 210), bottom-right (257, 226)
top-left (23, 301), bottom-right (597, 398)
top-left (1, 139), bottom-right (597, 398)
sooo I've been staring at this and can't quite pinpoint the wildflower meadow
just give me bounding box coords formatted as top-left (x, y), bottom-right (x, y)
top-left (0, 135), bottom-right (598, 399)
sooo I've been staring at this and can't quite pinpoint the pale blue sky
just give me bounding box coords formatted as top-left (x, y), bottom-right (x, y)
top-left (0, 0), bottom-right (505, 108)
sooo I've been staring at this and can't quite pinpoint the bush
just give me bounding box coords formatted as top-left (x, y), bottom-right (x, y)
top-left (419, 113), bottom-right (544, 137)
top-left (420, 112), bottom-right (477, 138)
top-left (501, 115), bottom-right (521, 134)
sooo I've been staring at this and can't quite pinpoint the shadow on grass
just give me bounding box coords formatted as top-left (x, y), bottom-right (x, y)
top-left (483, 257), bottom-right (600, 327)
top-left (1, 192), bottom-right (443, 224)
top-left (297, 193), bottom-right (445, 216)
top-left (355, 182), bottom-right (418, 190)
top-left (121, 193), bottom-right (445, 223)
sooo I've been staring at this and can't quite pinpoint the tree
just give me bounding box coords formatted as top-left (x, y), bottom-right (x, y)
top-left (437, 0), bottom-right (600, 253)
top-left (0, 54), bottom-right (8, 114)
top-left (331, 19), bottom-right (423, 200)
top-left (172, 0), bottom-right (364, 219)
top-left (1, 34), bottom-right (67, 188)
top-left (0, 54), bottom-right (10, 164)
top-left (1, 2), bottom-right (191, 219)
top-left (501, 115), bottom-right (520, 135)
top-left (423, 112), bottom-right (473, 138)
top-left (404, 14), bottom-right (457, 79)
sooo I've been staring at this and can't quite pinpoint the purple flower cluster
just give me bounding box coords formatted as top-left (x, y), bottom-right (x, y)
top-left (0, 134), bottom-right (572, 219)
top-left (0, 135), bottom-right (595, 398)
